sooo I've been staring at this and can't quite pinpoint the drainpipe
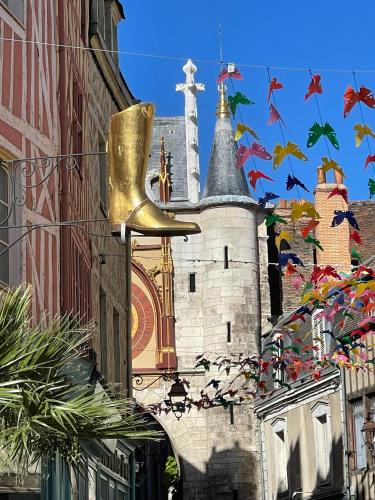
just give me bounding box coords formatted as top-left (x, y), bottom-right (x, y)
top-left (257, 413), bottom-right (267, 500)
top-left (340, 367), bottom-right (351, 499)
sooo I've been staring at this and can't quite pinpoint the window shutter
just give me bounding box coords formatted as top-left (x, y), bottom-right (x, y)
top-left (352, 399), bottom-right (366, 469)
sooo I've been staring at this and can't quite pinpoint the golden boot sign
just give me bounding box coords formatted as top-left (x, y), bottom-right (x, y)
top-left (108, 103), bottom-right (201, 236)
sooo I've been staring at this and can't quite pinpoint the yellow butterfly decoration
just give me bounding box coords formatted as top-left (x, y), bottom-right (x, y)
top-left (290, 201), bottom-right (320, 221)
top-left (234, 123), bottom-right (259, 142)
top-left (272, 141), bottom-right (308, 169)
top-left (320, 157), bottom-right (345, 178)
top-left (275, 230), bottom-right (293, 251)
top-left (355, 280), bottom-right (375, 297)
top-left (353, 124), bottom-right (375, 147)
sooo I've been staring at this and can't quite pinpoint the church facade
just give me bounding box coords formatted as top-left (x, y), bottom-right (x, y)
top-left (131, 60), bottom-right (271, 499)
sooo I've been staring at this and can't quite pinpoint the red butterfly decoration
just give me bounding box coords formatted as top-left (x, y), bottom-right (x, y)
top-left (267, 77), bottom-right (283, 102)
top-left (327, 187), bottom-right (348, 204)
top-left (268, 104), bottom-right (285, 125)
top-left (349, 229), bottom-right (363, 245)
top-left (310, 265), bottom-right (341, 284)
top-left (300, 219), bottom-right (320, 238)
top-left (365, 154), bottom-right (375, 169)
top-left (236, 143), bottom-right (272, 168)
top-left (343, 85), bottom-right (375, 118)
top-left (217, 66), bottom-right (243, 84)
top-left (247, 169), bottom-right (273, 189)
top-left (304, 74), bottom-right (322, 101)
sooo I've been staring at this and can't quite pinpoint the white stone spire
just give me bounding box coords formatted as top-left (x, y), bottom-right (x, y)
top-left (176, 59), bottom-right (205, 203)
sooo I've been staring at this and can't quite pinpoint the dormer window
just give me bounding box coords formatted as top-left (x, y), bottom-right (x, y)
top-left (90, 0), bottom-right (123, 66)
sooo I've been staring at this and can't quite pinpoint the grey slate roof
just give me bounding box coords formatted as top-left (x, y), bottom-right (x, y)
top-left (202, 116), bottom-right (250, 199)
top-left (147, 117), bottom-right (188, 202)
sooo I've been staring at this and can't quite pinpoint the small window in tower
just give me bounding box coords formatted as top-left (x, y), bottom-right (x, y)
top-left (227, 321), bottom-right (232, 343)
top-left (230, 405), bottom-right (234, 425)
top-left (189, 273), bottom-right (196, 293)
top-left (313, 248), bottom-right (317, 265)
top-left (224, 246), bottom-right (229, 269)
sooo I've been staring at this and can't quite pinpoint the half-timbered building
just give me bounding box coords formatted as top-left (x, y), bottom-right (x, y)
top-left (0, 1), bottom-right (137, 498)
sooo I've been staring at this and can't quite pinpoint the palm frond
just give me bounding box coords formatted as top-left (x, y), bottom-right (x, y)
top-left (0, 287), bottom-right (162, 478)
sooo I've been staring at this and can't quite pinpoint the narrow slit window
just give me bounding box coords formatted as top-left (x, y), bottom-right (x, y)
top-left (227, 321), bottom-right (232, 343)
top-left (224, 246), bottom-right (229, 269)
top-left (189, 273), bottom-right (196, 293)
top-left (313, 248), bottom-right (317, 265)
top-left (230, 405), bottom-right (234, 425)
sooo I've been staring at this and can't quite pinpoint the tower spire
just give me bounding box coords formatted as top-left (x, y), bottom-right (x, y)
top-left (216, 84), bottom-right (230, 118)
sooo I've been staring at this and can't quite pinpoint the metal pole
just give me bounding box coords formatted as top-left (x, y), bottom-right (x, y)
top-left (123, 225), bottom-right (133, 399)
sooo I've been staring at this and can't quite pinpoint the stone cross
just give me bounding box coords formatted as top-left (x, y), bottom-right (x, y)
top-left (176, 59), bottom-right (205, 204)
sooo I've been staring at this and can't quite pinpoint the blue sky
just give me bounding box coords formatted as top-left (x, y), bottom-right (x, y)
top-left (118, 0), bottom-right (375, 201)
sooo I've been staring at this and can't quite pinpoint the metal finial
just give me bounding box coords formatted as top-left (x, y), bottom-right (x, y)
top-left (216, 84), bottom-right (230, 118)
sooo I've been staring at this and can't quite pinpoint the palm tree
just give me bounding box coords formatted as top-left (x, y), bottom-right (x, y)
top-left (0, 286), bottom-right (162, 479)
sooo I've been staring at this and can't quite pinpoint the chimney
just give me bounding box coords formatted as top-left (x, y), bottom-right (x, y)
top-left (314, 167), bottom-right (351, 273)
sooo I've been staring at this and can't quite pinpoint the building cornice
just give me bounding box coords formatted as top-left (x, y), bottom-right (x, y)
top-left (254, 369), bottom-right (340, 421)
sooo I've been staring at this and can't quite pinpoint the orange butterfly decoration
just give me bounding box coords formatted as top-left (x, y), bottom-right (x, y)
top-left (343, 85), bottom-right (375, 118)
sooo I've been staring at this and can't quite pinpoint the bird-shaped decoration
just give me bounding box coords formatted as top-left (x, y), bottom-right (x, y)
top-left (228, 92), bottom-right (254, 116)
top-left (369, 179), bottom-right (375, 199)
top-left (351, 247), bottom-right (362, 263)
top-left (300, 219), bottom-right (320, 238)
top-left (268, 77), bottom-right (283, 102)
top-left (310, 265), bottom-right (341, 283)
top-left (349, 230), bottom-right (363, 245)
top-left (305, 74), bottom-right (322, 101)
top-left (328, 187), bottom-right (348, 204)
top-left (268, 103), bottom-right (285, 125)
top-left (279, 252), bottom-right (304, 269)
top-left (275, 230), bottom-right (293, 251)
top-left (344, 85), bottom-right (375, 118)
top-left (286, 174), bottom-right (309, 192)
top-left (304, 235), bottom-right (323, 251)
top-left (290, 201), bottom-right (320, 221)
top-left (258, 192), bottom-right (279, 209)
top-left (353, 124), bottom-right (375, 147)
top-left (307, 122), bottom-right (339, 149)
top-left (365, 154), bottom-right (375, 170)
top-left (272, 142), bottom-right (308, 169)
top-left (247, 169), bottom-right (273, 190)
top-left (265, 213), bottom-right (288, 227)
top-left (320, 157), bottom-right (345, 178)
top-left (217, 65), bottom-right (243, 84)
top-left (236, 143), bottom-right (272, 168)
top-left (234, 123), bottom-right (259, 142)
top-left (331, 210), bottom-right (360, 230)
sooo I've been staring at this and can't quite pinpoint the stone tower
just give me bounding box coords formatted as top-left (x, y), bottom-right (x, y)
top-left (136, 64), bottom-right (270, 500)
top-left (168, 85), bottom-right (268, 499)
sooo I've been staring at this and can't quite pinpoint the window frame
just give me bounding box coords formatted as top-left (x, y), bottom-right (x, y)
top-left (312, 310), bottom-right (332, 360)
top-left (0, 0), bottom-right (25, 24)
top-left (312, 402), bottom-right (332, 485)
top-left (271, 418), bottom-right (289, 495)
top-left (351, 398), bottom-right (367, 470)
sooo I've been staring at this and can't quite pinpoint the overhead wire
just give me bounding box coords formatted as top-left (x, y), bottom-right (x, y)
top-left (2, 36), bottom-right (375, 74)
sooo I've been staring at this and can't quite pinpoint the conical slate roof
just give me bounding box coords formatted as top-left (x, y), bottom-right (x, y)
top-left (202, 89), bottom-right (250, 199)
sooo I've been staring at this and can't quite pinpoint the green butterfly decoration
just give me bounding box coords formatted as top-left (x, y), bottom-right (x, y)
top-left (369, 178), bottom-right (375, 199)
top-left (304, 235), bottom-right (324, 251)
top-left (307, 122), bottom-right (340, 150)
top-left (228, 92), bottom-right (254, 116)
top-left (264, 213), bottom-right (287, 227)
top-left (351, 246), bottom-right (362, 262)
